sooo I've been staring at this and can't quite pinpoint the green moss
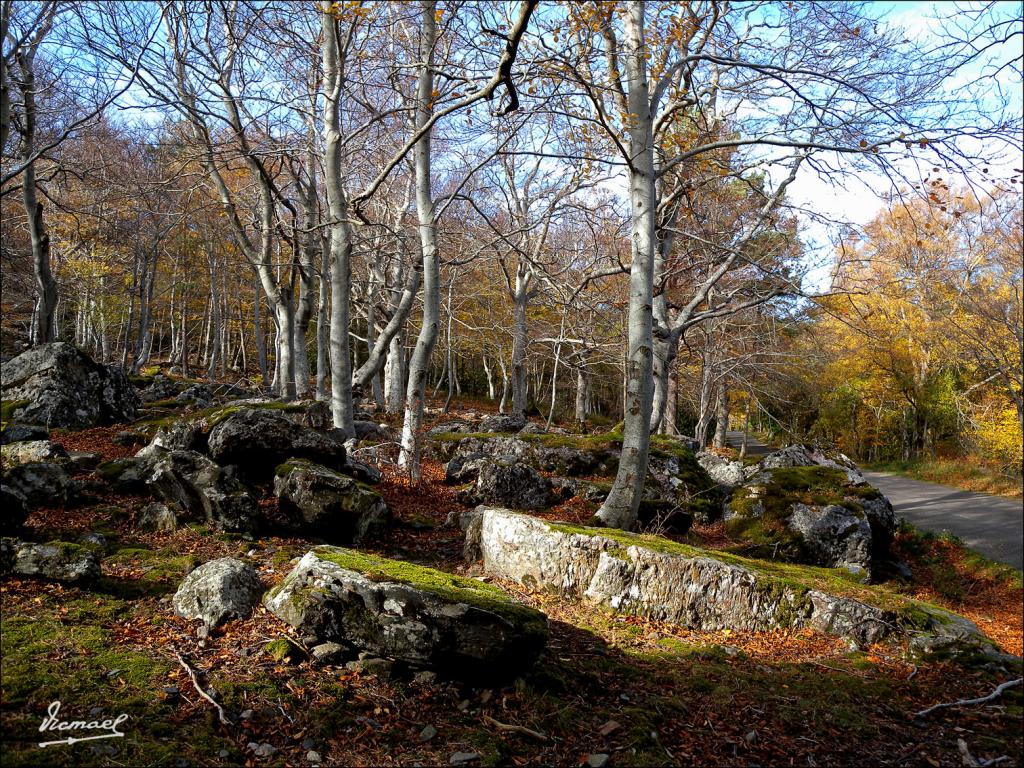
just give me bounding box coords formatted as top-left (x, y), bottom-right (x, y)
top-left (725, 466), bottom-right (878, 557)
top-left (105, 546), bottom-right (198, 585)
top-left (265, 636), bottom-right (303, 662)
top-left (1, 399), bottom-right (30, 424)
top-left (311, 546), bottom-right (548, 637)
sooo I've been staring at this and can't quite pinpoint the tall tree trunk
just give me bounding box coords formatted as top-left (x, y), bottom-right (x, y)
top-left (398, 0), bottom-right (439, 482)
top-left (510, 275), bottom-right (529, 418)
top-left (254, 278), bottom-right (269, 388)
top-left (596, 3), bottom-right (656, 530)
top-left (712, 378), bottom-right (728, 449)
top-left (316, 238), bottom-right (330, 401)
top-left (322, 4), bottom-right (355, 433)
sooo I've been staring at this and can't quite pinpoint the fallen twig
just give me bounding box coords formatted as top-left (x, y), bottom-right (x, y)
top-left (175, 652), bottom-right (233, 726)
top-left (914, 677), bottom-right (1022, 718)
top-left (482, 714), bottom-right (548, 741)
top-left (957, 738), bottom-right (1014, 768)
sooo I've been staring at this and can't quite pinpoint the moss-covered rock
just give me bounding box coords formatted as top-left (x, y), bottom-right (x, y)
top-left (273, 459), bottom-right (389, 544)
top-left (0, 538), bottom-right (100, 582)
top-left (264, 546), bottom-right (548, 679)
top-left (726, 465), bottom-right (893, 574)
top-left (470, 508), bottom-right (1002, 658)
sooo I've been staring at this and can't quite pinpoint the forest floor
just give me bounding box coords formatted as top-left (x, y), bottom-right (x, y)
top-left (1, 398), bottom-right (1022, 768)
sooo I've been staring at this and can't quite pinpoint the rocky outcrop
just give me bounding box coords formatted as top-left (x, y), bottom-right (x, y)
top-left (140, 420), bottom-right (206, 455)
top-left (0, 424), bottom-right (49, 445)
top-left (1, 440), bottom-right (70, 468)
top-left (460, 460), bottom-right (554, 510)
top-left (2, 461), bottom-right (73, 508)
top-left (478, 413), bottom-right (527, 433)
top-left (264, 546), bottom-right (547, 679)
top-left (175, 383), bottom-right (214, 406)
top-left (468, 509), bottom-right (999, 656)
top-left (146, 449), bottom-right (258, 534)
top-left (173, 558), bottom-right (263, 628)
top-left (138, 375), bottom-right (184, 402)
top-left (1, 343), bottom-right (140, 428)
top-left (696, 451), bottom-right (748, 489)
top-left (137, 501), bottom-right (179, 532)
top-left (207, 408), bottom-right (345, 479)
top-left (0, 539), bottom-right (100, 582)
top-left (725, 463), bottom-right (896, 575)
top-left (274, 460), bottom-right (389, 545)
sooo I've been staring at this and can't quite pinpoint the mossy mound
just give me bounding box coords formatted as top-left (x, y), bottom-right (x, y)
top-left (725, 466), bottom-right (881, 559)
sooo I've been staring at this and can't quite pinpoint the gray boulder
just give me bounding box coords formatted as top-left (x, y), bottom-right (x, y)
top-left (1, 485), bottom-right (29, 533)
top-left (465, 460), bottom-right (553, 510)
top-left (263, 546), bottom-right (547, 679)
top-left (444, 452), bottom-right (492, 484)
top-left (274, 460), bottom-right (389, 545)
top-left (696, 451), bottom-right (748, 488)
top-left (427, 420), bottom-right (475, 438)
top-left (175, 383), bottom-right (214, 406)
top-left (353, 421), bottom-right (393, 441)
top-left (1, 342), bottom-right (140, 428)
top-left (138, 375), bottom-right (184, 402)
top-left (1, 440), bottom-right (70, 468)
top-left (95, 457), bottom-right (150, 493)
top-left (207, 408), bottom-right (345, 479)
top-left (137, 501), bottom-right (179, 532)
top-left (138, 420), bottom-right (205, 455)
top-left (478, 413), bottom-right (527, 433)
top-left (2, 461), bottom-right (73, 508)
top-left (788, 503), bottom-right (872, 576)
top-left (472, 509), bottom-right (999, 654)
top-left (146, 449), bottom-right (258, 534)
top-left (0, 539), bottom-right (100, 583)
top-left (1, 424), bottom-right (49, 445)
top-left (173, 557), bottom-right (263, 628)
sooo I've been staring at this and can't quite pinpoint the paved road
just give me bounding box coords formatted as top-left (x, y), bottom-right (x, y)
top-left (862, 471), bottom-right (1023, 571)
top-left (722, 431), bottom-right (1023, 570)
top-left (723, 430), bottom-right (771, 456)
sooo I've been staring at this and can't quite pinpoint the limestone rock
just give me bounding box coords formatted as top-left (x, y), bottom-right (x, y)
top-left (172, 557), bottom-right (263, 628)
top-left (264, 546), bottom-right (547, 679)
top-left (0, 423), bottom-right (49, 445)
top-left (465, 460), bottom-right (553, 510)
top-left (477, 413), bottom-right (527, 433)
top-left (472, 508), bottom-right (996, 653)
top-left (1, 342), bottom-right (139, 428)
top-left (1, 461), bottom-right (73, 508)
top-left (0, 539), bottom-right (100, 583)
top-left (274, 460), bottom-right (389, 545)
top-left (146, 449), bottom-right (258, 534)
top-left (207, 408), bottom-right (345, 479)
top-left (1, 440), bottom-right (69, 468)
top-left (696, 451), bottom-right (748, 489)
top-left (137, 501), bottom-right (179, 532)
